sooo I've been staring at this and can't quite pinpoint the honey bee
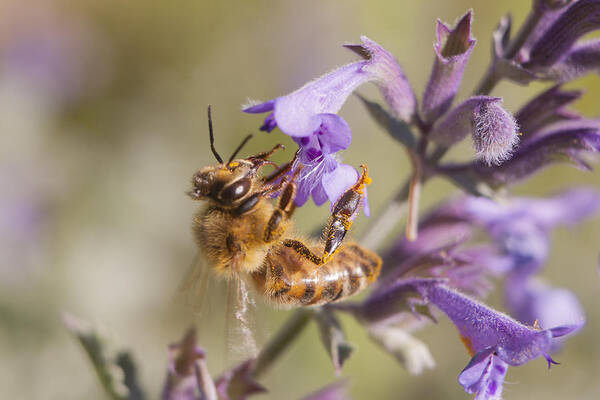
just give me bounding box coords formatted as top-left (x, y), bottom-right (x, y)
top-left (186, 106), bottom-right (382, 308)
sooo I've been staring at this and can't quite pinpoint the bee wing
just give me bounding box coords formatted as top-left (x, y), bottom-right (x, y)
top-left (174, 254), bottom-right (262, 363)
top-left (225, 276), bottom-right (260, 363)
top-left (173, 251), bottom-right (213, 316)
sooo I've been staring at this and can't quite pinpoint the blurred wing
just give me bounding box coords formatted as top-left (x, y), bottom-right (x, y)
top-left (174, 251), bottom-right (213, 316)
top-left (175, 253), bottom-right (261, 363)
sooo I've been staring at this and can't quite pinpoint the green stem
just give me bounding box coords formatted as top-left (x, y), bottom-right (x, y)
top-left (251, 308), bottom-right (313, 379)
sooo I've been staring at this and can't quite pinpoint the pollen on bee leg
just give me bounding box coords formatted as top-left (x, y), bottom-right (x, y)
top-left (352, 164), bottom-right (372, 194)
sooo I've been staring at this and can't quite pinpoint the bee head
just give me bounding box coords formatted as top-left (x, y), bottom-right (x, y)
top-left (188, 161), bottom-right (255, 205)
top-left (190, 106), bottom-right (264, 205)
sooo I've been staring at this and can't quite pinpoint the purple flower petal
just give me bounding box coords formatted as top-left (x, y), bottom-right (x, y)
top-left (514, 187), bottom-right (600, 228)
top-left (322, 164), bottom-right (359, 209)
top-left (471, 100), bottom-right (520, 166)
top-left (544, 38), bottom-right (600, 82)
top-left (414, 281), bottom-right (569, 366)
top-left (430, 96), bottom-right (519, 165)
top-left (470, 128), bottom-right (600, 185)
top-left (505, 277), bottom-right (585, 338)
top-left (459, 350), bottom-right (508, 400)
top-left (313, 113), bottom-right (352, 154)
top-left (492, 14), bottom-right (511, 59)
top-left (422, 10), bottom-right (476, 124)
top-left (526, 0), bottom-right (600, 69)
top-left (243, 99), bottom-right (275, 113)
top-left (294, 154), bottom-right (338, 206)
top-left (430, 96), bottom-right (500, 147)
top-left (215, 360), bottom-right (266, 400)
top-left (163, 328), bottom-right (217, 400)
top-left (345, 36), bottom-right (417, 122)
top-left (300, 381), bottom-right (349, 400)
top-left (274, 62), bottom-right (370, 137)
top-left (515, 85), bottom-right (582, 138)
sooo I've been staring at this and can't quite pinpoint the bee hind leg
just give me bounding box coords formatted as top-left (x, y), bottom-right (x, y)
top-left (281, 165), bottom-right (372, 267)
top-left (321, 164), bottom-right (371, 263)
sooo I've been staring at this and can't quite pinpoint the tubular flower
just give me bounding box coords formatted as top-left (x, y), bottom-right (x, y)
top-left (429, 96), bottom-right (519, 165)
top-left (414, 280), bottom-right (581, 399)
top-left (244, 36), bottom-right (413, 207)
top-left (422, 10), bottom-right (476, 124)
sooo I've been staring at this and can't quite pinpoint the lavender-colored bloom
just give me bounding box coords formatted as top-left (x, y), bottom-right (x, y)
top-left (163, 328), bottom-right (217, 400)
top-left (458, 350), bottom-right (508, 400)
top-left (490, 15), bottom-right (538, 85)
top-left (290, 120), bottom-right (369, 209)
top-left (215, 360), bottom-right (266, 400)
top-left (447, 189), bottom-right (600, 274)
top-left (411, 280), bottom-right (580, 397)
top-left (430, 96), bottom-right (519, 165)
top-left (471, 100), bottom-right (520, 165)
top-left (300, 381), bottom-right (349, 400)
top-left (505, 277), bottom-right (585, 342)
top-left (492, 14), bottom-right (512, 59)
top-left (422, 10), bottom-right (476, 124)
top-left (525, 0), bottom-right (600, 69)
top-left (544, 38), bottom-right (600, 82)
top-left (368, 278), bottom-right (579, 365)
top-left (244, 36), bottom-right (413, 136)
top-left (519, 1), bottom-right (574, 61)
top-left (467, 127), bottom-right (600, 185)
top-left (345, 36), bottom-right (417, 122)
top-left (245, 37), bottom-right (407, 208)
top-left (515, 85), bottom-right (582, 138)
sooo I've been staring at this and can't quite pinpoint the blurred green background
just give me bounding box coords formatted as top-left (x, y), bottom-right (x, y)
top-left (1, 0), bottom-right (599, 399)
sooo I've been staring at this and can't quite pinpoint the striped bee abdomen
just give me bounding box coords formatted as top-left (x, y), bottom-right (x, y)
top-left (253, 241), bottom-right (382, 306)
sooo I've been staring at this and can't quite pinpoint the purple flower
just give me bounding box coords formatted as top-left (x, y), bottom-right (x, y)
top-left (244, 36), bottom-right (414, 136)
top-left (215, 360), bottom-right (266, 400)
top-left (422, 10), bottom-right (476, 124)
top-left (525, 0), bottom-right (600, 69)
top-left (429, 96), bottom-right (519, 165)
top-left (411, 280), bottom-right (580, 398)
top-left (344, 36), bottom-right (417, 122)
top-left (458, 350), bottom-right (508, 400)
top-left (514, 85), bottom-right (582, 138)
top-left (290, 119), bottom-right (369, 210)
top-left (470, 127), bottom-right (600, 186)
top-left (505, 277), bottom-right (585, 348)
top-left (300, 381), bottom-right (349, 400)
top-left (163, 328), bottom-right (217, 400)
top-left (443, 189), bottom-right (600, 275)
top-left (543, 38), bottom-right (600, 82)
top-left (245, 37), bottom-right (414, 207)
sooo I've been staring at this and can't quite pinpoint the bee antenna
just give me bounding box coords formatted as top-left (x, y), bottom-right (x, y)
top-left (228, 133), bottom-right (254, 164)
top-left (207, 105), bottom-right (224, 164)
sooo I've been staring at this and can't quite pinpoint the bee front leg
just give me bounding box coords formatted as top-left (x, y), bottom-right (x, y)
top-left (263, 176), bottom-right (298, 243)
top-left (321, 165), bottom-right (371, 263)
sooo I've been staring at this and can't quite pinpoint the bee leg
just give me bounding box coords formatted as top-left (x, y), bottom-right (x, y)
top-left (282, 239), bottom-right (324, 265)
top-left (263, 171), bottom-right (299, 242)
top-left (248, 143), bottom-right (285, 166)
top-left (321, 164), bottom-right (371, 263)
top-left (263, 149), bottom-right (300, 184)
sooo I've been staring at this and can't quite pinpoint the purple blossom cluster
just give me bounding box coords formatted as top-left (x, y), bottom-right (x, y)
top-left (66, 1), bottom-right (600, 399)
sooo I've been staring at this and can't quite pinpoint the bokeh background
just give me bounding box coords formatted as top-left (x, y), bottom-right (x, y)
top-left (1, 0), bottom-right (599, 399)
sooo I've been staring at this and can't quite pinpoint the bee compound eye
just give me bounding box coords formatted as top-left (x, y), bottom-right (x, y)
top-left (219, 178), bottom-right (251, 204)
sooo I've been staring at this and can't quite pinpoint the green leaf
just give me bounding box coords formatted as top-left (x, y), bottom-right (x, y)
top-left (357, 94), bottom-right (416, 148)
top-left (313, 309), bottom-right (354, 375)
top-left (62, 312), bottom-right (145, 400)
